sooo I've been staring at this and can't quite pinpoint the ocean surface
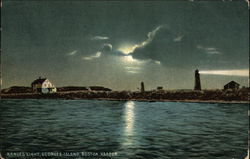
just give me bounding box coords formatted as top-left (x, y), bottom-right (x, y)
top-left (0, 99), bottom-right (248, 159)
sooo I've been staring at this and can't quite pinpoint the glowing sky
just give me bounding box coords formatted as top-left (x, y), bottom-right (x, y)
top-left (2, 1), bottom-right (249, 90)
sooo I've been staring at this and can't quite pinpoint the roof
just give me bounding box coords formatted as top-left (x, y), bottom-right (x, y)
top-left (31, 78), bottom-right (47, 85)
top-left (224, 81), bottom-right (240, 86)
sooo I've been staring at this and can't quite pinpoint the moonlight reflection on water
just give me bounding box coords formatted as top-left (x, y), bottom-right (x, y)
top-left (0, 99), bottom-right (248, 159)
top-left (124, 101), bottom-right (135, 135)
top-left (122, 101), bottom-right (135, 146)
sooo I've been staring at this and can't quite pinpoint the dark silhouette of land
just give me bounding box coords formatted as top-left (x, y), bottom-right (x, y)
top-left (2, 69), bottom-right (248, 103)
top-left (1, 86), bottom-right (249, 103)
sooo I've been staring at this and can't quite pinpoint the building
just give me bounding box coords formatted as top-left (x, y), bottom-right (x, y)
top-left (141, 82), bottom-right (145, 93)
top-left (157, 86), bottom-right (163, 90)
top-left (224, 81), bottom-right (240, 90)
top-left (31, 77), bottom-right (57, 93)
top-left (194, 69), bottom-right (201, 90)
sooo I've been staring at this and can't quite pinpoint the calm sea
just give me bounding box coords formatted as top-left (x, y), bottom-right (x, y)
top-left (0, 99), bottom-right (248, 159)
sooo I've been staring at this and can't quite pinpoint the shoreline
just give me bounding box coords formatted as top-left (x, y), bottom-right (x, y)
top-left (95, 98), bottom-right (249, 104)
top-left (1, 97), bottom-right (248, 104)
top-left (1, 91), bottom-right (249, 104)
top-left (79, 98), bottom-right (249, 104)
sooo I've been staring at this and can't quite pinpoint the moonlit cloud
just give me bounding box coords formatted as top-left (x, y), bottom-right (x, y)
top-left (118, 44), bottom-right (137, 54)
top-left (121, 55), bottom-right (146, 64)
top-left (200, 69), bottom-right (249, 77)
top-left (82, 52), bottom-right (102, 60)
top-left (197, 45), bottom-right (222, 55)
top-left (155, 61), bottom-right (161, 65)
top-left (119, 55), bottom-right (150, 74)
top-left (67, 50), bottom-right (77, 56)
top-left (130, 25), bottom-right (204, 67)
top-left (125, 66), bottom-right (141, 74)
top-left (205, 48), bottom-right (221, 54)
top-left (129, 25), bottom-right (168, 55)
top-left (206, 50), bottom-right (221, 55)
top-left (102, 43), bottom-right (112, 52)
top-left (126, 70), bottom-right (139, 74)
top-left (173, 35), bottom-right (184, 42)
top-left (91, 36), bottom-right (109, 40)
top-left (245, 0), bottom-right (249, 8)
top-left (205, 47), bottom-right (216, 51)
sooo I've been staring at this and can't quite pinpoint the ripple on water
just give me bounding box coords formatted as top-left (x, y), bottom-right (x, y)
top-left (0, 99), bottom-right (248, 159)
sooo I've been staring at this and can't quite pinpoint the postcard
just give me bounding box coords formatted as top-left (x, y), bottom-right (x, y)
top-left (0, 0), bottom-right (249, 159)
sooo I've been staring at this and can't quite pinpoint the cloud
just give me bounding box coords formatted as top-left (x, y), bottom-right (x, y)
top-left (245, 0), bottom-right (249, 8)
top-left (100, 43), bottom-right (134, 56)
top-left (67, 50), bottom-right (77, 56)
top-left (125, 66), bottom-right (141, 74)
top-left (128, 25), bottom-right (233, 69)
top-left (121, 55), bottom-right (147, 64)
top-left (113, 50), bottom-right (128, 56)
top-left (197, 45), bottom-right (222, 55)
top-left (126, 70), bottom-right (139, 74)
top-left (102, 43), bottom-right (112, 52)
top-left (173, 35), bottom-right (184, 42)
top-left (154, 60), bottom-right (161, 65)
top-left (206, 50), bottom-right (221, 55)
top-left (91, 36), bottom-right (109, 40)
top-left (130, 25), bottom-right (204, 67)
top-left (82, 52), bottom-right (102, 60)
top-left (82, 43), bottom-right (126, 61)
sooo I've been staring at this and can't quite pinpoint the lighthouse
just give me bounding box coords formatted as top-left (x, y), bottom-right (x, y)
top-left (194, 69), bottom-right (201, 90)
top-left (141, 82), bottom-right (145, 93)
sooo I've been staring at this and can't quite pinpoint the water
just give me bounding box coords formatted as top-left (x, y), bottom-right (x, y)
top-left (0, 99), bottom-right (248, 159)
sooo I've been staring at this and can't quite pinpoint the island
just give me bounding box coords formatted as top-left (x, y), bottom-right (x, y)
top-left (1, 85), bottom-right (249, 104)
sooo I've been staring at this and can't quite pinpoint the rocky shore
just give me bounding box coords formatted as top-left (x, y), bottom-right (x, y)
top-left (1, 89), bottom-right (249, 104)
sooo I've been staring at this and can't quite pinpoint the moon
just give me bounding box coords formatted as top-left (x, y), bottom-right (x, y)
top-left (118, 44), bottom-right (137, 55)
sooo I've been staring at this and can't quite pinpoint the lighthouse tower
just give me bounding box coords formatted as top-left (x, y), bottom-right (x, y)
top-left (141, 82), bottom-right (145, 93)
top-left (194, 69), bottom-right (201, 90)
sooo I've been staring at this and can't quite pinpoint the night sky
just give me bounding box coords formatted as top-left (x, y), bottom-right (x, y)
top-left (2, 0), bottom-right (249, 90)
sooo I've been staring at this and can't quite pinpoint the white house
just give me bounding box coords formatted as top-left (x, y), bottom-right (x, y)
top-left (31, 77), bottom-right (57, 93)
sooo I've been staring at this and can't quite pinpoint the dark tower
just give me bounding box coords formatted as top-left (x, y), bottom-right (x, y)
top-left (141, 82), bottom-right (145, 93)
top-left (194, 69), bottom-right (201, 90)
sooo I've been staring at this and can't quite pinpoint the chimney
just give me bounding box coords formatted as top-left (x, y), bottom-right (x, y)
top-left (141, 82), bottom-right (145, 93)
top-left (194, 69), bottom-right (201, 90)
